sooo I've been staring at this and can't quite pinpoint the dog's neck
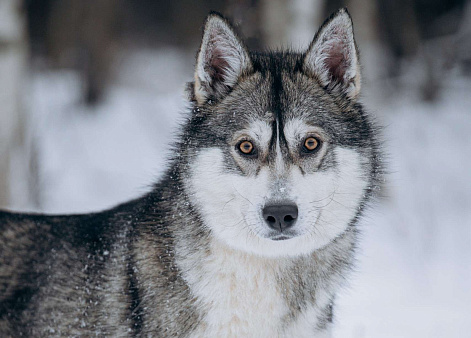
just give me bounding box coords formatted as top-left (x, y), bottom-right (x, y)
top-left (177, 236), bottom-right (291, 336)
top-left (174, 229), bottom-right (355, 336)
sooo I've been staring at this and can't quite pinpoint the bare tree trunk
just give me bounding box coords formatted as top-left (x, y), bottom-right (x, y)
top-left (47, 0), bottom-right (120, 105)
top-left (260, 0), bottom-right (325, 49)
top-left (260, 0), bottom-right (291, 47)
top-left (346, 0), bottom-right (389, 83)
top-left (287, 0), bottom-right (324, 47)
top-left (456, 0), bottom-right (471, 74)
top-left (376, 0), bottom-right (421, 77)
top-left (0, 0), bottom-right (29, 209)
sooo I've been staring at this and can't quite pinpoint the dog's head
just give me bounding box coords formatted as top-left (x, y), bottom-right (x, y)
top-left (182, 9), bottom-right (379, 257)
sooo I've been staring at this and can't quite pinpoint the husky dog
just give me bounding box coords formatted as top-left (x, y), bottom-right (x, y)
top-left (0, 8), bottom-right (381, 337)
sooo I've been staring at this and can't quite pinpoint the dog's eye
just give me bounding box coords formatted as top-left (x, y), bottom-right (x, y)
top-left (303, 137), bottom-right (320, 152)
top-left (238, 141), bottom-right (255, 155)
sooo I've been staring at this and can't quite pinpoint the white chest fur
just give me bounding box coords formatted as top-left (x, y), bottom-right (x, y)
top-left (182, 240), bottom-right (330, 338)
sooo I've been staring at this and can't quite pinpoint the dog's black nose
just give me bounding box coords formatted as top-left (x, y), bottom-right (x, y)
top-left (262, 203), bottom-right (298, 232)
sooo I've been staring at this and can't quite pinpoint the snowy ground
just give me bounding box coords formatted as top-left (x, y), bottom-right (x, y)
top-left (11, 48), bottom-right (471, 337)
top-left (334, 77), bottom-right (471, 337)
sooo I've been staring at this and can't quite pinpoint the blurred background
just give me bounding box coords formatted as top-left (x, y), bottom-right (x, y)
top-left (1, 0), bottom-right (470, 337)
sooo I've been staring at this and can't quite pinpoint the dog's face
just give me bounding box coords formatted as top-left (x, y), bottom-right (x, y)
top-left (184, 10), bottom-right (375, 257)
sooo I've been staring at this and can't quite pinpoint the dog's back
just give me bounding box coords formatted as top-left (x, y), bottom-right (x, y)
top-left (0, 207), bottom-right (134, 336)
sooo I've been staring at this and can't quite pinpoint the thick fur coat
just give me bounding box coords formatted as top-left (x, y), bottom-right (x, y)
top-left (0, 9), bottom-right (382, 337)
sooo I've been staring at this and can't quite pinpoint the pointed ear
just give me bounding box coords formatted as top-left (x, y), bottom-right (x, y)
top-left (193, 12), bottom-right (252, 105)
top-left (304, 8), bottom-right (361, 100)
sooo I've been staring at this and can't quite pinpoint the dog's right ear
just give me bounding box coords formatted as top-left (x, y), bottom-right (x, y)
top-left (193, 12), bottom-right (252, 105)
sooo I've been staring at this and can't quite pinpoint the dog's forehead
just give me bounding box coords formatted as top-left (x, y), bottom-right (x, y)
top-left (238, 76), bottom-right (329, 128)
top-left (218, 55), bottom-right (340, 139)
top-left (281, 73), bottom-right (338, 119)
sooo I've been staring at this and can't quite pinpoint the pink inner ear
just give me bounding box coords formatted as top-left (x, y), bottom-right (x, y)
top-left (325, 42), bottom-right (348, 83)
top-left (209, 47), bottom-right (230, 82)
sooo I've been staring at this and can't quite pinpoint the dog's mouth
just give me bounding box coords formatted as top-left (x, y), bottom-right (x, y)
top-left (270, 235), bottom-right (292, 241)
top-left (267, 230), bottom-right (299, 241)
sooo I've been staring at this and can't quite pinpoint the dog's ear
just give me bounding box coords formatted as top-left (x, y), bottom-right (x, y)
top-left (193, 12), bottom-right (252, 104)
top-left (304, 8), bottom-right (361, 100)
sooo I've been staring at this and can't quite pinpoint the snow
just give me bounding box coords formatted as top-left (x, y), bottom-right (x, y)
top-left (12, 48), bottom-right (471, 337)
top-left (26, 49), bottom-right (190, 213)
top-left (334, 76), bottom-right (471, 337)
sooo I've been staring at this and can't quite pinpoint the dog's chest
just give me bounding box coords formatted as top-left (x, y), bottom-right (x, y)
top-left (183, 242), bottom-right (323, 337)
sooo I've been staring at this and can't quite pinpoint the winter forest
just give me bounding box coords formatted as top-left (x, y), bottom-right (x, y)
top-left (1, 0), bottom-right (471, 337)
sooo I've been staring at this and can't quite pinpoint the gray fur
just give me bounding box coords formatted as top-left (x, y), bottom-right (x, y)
top-left (0, 9), bottom-right (382, 337)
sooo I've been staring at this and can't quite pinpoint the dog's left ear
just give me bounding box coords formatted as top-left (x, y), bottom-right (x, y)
top-left (304, 8), bottom-right (361, 100)
top-left (193, 12), bottom-right (252, 105)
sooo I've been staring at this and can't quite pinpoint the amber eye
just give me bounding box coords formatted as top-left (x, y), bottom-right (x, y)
top-left (303, 137), bottom-right (319, 152)
top-left (238, 141), bottom-right (254, 155)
